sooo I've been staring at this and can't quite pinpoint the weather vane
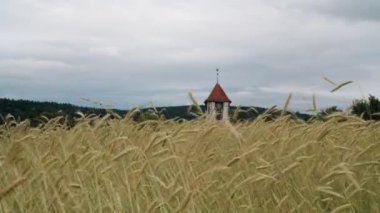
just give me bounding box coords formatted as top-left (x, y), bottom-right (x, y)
top-left (216, 68), bottom-right (220, 83)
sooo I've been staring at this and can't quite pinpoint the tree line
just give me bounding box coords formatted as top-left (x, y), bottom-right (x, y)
top-left (1, 95), bottom-right (380, 126)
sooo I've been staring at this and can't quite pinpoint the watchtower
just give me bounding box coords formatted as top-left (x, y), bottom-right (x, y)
top-left (204, 69), bottom-right (231, 120)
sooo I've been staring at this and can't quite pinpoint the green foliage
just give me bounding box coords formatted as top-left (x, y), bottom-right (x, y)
top-left (351, 95), bottom-right (380, 120)
top-left (315, 106), bottom-right (343, 120)
top-left (322, 106), bottom-right (342, 115)
top-left (0, 98), bottom-right (312, 126)
top-left (0, 98), bottom-right (122, 126)
top-left (135, 109), bottom-right (163, 122)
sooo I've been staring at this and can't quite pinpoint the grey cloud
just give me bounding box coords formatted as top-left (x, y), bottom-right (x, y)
top-left (312, 0), bottom-right (380, 21)
top-left (0, 0), bottom-right (379, 111)
top-left (272, 0), bottom-right (380, 21)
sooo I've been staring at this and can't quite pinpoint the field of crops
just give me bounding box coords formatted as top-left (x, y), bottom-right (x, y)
top-left (1, 112), bottom-right (380, 212)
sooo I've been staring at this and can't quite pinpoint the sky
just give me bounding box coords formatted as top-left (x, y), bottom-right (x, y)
top-left (1, 0), bottom-right (380, 111)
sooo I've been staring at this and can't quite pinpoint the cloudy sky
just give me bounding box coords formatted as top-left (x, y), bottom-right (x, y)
top-left (1, 0), bottom-right (380, 111)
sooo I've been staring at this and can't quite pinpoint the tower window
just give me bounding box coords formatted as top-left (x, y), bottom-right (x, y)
top-left (216, 102), bottom-right (223, 111)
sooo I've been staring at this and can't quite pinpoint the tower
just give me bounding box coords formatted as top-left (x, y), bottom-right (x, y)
top-left (204, 69), bottom-right (231, 120)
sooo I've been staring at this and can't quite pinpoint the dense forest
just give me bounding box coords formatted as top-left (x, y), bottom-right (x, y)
top-left (0, 98), bottom-right (312, 126)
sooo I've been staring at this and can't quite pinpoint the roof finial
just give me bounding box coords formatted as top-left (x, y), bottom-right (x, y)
top-left (216, 68), bottom-right (219, 83)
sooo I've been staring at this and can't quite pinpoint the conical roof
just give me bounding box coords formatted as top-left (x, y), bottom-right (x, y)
top-left (205, 83), bottom-right (231, 103)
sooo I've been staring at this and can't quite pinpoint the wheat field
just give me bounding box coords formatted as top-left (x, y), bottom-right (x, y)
top-left (0, 112), bottom-right (380, 212)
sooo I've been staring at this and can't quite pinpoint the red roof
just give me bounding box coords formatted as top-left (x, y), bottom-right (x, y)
top-left (205, 83), bottom-right (231, 103)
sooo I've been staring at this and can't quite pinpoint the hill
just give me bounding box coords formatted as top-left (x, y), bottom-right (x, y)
top-left (0, 98), bottom-right (311, 126)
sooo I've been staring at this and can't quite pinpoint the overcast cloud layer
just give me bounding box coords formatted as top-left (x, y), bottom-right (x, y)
top-left (1, 0), bottom-right (380, 111)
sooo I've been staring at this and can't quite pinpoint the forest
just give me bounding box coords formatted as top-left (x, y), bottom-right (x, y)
top-left (1, 95), bottom-right (380, 126)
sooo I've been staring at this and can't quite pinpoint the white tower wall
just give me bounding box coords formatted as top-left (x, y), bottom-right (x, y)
top-left (205, 101), bottom-right (230, 120)
top-left (222, 102), bottom-right (229, 120)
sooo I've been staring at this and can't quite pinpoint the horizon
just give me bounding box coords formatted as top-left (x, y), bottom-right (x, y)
top-left (0, 94), bottom-right (355, 114)
top-left (1, 0), bottom-right (379, 111)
